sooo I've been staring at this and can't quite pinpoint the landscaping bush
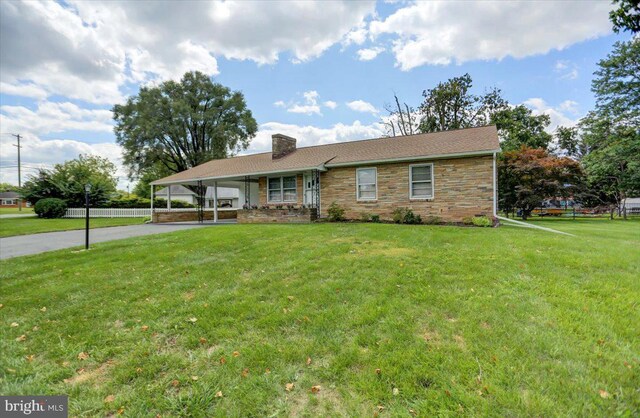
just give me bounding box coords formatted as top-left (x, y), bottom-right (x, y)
top-left (462, 216), bottom-right (474, 225)
top-left (34, 198), bottom-right (68, 218)
top-left (360, 212), bottom-right (372, 222)
top-left (327, 201), bottom-right (346, 221)
top-left (370, 214), bottom-right (381, 223)
top-left (424, 216), bottom-right (441, 225)
top-left (472, 216), bottom-right (493, 227)
top-left (392, 207), bottom-right (422, 224)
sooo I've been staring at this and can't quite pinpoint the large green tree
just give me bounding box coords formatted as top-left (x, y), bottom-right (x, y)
top-left (609, 0), bottom-right (640, 34)
top-left (491, 105), bottom-right (552, 151)
top-left (418, 73), bottom-right (508, 133)
top-left (113, 71), bottom-right (258, 179)
top-left (21, 154), bottom-right (117, 206)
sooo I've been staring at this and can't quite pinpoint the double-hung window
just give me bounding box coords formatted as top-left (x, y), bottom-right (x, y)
top-left (410, 164), bottom-right (434, 199)
top-left (268, 176), bottom-right (297, 202)
top-left (356, 168), bottom-right (377, 201)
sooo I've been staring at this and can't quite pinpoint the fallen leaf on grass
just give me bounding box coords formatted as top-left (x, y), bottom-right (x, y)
top-left (199, 337), bottom-right (207, 344)
top-left (141, 325), bottom-right (149, 331)
top-left (375, 368), bottom-right (381, 375)
top-left (311, 385), bottom-right (321, 394)
top-left (306, 357), bottom-right (312, 366)
top-left (16, 335), bottom-right (26, 342)
top-left (32, 326), bottom-right (39, 331)
top-left (191, 376), bottom-right (199, 381)
top-left (393, 388), bottom-right (399, 396)
top-left (215, 391), bottom-right (223, 398)
top-left (188, 317), bottom-right (198, 323)
top-left (599, 389), bottom-right (610, 399)
top-left (219, 357), bottom-right (226, 364)
top-left (377, 405), bottom-right (385, 411)
top-left (136, 367), bottom-right (143, 373)
top-left (77, 352), bottom-right (89, 360)
top-left (285, 383), bottom-right (294, 392)
top-left (0, 304), bottom-right (3, 308)
top-left (241, 368), bottom-right (249, 378)
top-left (409, 409), bottom-right (417, 416)
top-left (25, 355), bottom-right (35, 362)
top-left (40, 307), bottom-right (47, 312)
top-left (171, 380), bottom-right (180, 387)
top-left (10, 322), bottom-right (19, 327)
top-left (287, 296), bottom-right (294, 301)
top-left (232, 351), bottom-right (240, 357)
top-left (117, 407), bottom-right (125, 415)
top-left (104, 395), bottom-right (115, 403)
top-left (265, 368), bottom-right (271, 374)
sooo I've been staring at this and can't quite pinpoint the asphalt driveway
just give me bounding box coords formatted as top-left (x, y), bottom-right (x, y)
top-left (0, 222), bottom-right (224, 260)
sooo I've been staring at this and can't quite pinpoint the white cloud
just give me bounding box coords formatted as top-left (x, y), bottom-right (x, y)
top-left (0, 102), bottom-right (113, 136)
top-left (554, 60), bottom-right (579, 80)
top-left (0, 82), bottom-right (48, 100)
top-left (276, 90), bottom-right (339, 115)
top-left (245, 120), bottom-right (386, 153)
top-left (523, 98), bottom-right (579, 131)
top-left (0, 1), bottom-right (375, 103)
top-left (356, 46), bottom-right (385, 61)
top-left (369, 1), bottom-right (612, 70)
top-left (346, 100), bottom-right (378, 114)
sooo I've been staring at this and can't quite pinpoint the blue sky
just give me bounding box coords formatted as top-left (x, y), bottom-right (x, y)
top-left (0, 0), bottom-right (627, 189)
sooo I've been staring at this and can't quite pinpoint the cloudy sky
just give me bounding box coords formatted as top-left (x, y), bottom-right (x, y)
top-left (0, 0), bottom-right (628, 189)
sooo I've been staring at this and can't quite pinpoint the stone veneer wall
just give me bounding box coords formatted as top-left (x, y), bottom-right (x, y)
top-left (319, 156), bottom-right (494, 222)
top-left (152, 210), bottom-right (237, 223)
top-left (237, 208), bottom-right (317, 223)
top-left (258, 174), bottom-right (304, 206)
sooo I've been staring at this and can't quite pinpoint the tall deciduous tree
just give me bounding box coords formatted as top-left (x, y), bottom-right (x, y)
top-left (418, 73), bottom-right (508, 133)
top-left (491, 105), bottom-right (552, 151)
top-left (609, 0), bottom-right (640, 34)
top-left (21, 154), bottom-right (117, 206)
top-left (592, 40), bottom-right (640, 124)
top-left (113, 71), bottom-right (258, 179)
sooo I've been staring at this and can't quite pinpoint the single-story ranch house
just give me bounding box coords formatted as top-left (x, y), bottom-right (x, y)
top-left (150, 125), bottom-right (500, 223)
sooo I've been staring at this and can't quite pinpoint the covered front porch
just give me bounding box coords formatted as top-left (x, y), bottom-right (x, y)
top-left (150, 169), bottom-right (322, 224)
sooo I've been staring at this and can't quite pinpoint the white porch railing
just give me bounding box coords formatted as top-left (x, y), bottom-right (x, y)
top-left (63, 207), bottom-right (236, 218)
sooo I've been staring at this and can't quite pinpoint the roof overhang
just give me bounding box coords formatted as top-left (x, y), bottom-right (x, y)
top-left (150, 164), bottom-right (328, 186)
top-left (150, 148), bottom-right (501, 186)
top-left (324, 149), bottom-right (501, 168)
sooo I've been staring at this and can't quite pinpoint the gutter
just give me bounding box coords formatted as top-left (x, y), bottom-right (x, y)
top-left (323, 149), bottom-right (501, 168)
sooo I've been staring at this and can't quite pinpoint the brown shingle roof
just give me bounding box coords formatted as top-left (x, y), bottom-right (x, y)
top-left (152, 125), bottom-right (499, 185)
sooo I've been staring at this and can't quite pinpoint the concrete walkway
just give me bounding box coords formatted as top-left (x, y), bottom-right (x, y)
top-left (0, 222), bottom-right (227, 260)
top-left (0, 214), bottom-right (36, 219)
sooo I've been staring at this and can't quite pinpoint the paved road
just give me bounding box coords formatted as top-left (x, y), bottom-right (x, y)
top-left (0, 222), bottom-right (225, 260)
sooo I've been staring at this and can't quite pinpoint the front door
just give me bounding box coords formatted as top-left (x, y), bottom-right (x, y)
top-left (303, 173), bottom-right (318, 207)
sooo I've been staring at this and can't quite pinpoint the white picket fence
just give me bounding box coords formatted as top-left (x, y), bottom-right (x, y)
top-left (63, 207), bottom-right (228, 218)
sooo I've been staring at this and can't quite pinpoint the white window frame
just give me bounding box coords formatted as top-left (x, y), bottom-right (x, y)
top-left (267, 175), bottom-right (297, 203)
top-left (356, 167), bottom-right (377, 201)
top-left (409, 163), bottom-right (434, 200)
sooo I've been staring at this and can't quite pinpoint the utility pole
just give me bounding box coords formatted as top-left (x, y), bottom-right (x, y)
top-left (11, 134), bottom-right (22, 211)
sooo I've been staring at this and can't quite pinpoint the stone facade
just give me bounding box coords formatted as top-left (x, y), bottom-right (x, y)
top-left (238, 208), bottom-right (317, 223)
top-left (152, 209), bottom-right (237, 223)
top-left (319, 156), bottom-right (494, 222)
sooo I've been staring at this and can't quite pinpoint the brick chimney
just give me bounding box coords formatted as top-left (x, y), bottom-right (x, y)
top-left (272, 134), bottom-right (297, 159)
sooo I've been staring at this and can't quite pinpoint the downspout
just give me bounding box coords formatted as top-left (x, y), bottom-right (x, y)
top-left (492, 152), bottom-right (497, 217)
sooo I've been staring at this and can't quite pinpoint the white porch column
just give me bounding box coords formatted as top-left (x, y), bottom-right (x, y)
top-left (150, 184), bottom-right (154, 218)
top-left (167, 186), bottom-right (171, 209)
top-left (213, 181), bottom-right (219, 223)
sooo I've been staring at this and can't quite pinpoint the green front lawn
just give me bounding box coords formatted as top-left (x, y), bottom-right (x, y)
top-left (0, 217), bottom-right (146, 238)
top-left (0, 207), bottom-right (34, 214)
top-left (1, 221), bottom-right (638, 416)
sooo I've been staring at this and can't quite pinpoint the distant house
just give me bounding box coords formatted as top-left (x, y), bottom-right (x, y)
top-left (622, 197), bottom-right (640, 214)
top-left (0, 192), bottom-right (28, 208)
top-left (154, 185), bottom-right (240, 208)
top-left (151, 125), bottom-right (500, 223)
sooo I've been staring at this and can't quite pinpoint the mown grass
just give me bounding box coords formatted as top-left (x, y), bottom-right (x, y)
top-left (0, 217), bottom-right (146, 238)
top-left (0, 220), bottom-right (638, 416)
top-left (0, 207), bottom-right (34, 214)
